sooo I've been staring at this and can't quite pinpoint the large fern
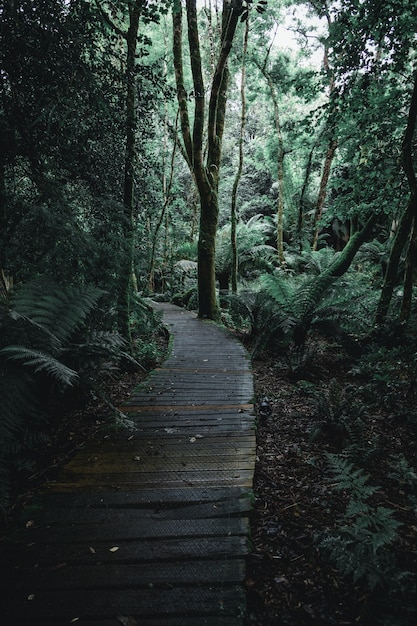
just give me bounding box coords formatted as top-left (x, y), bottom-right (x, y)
top-left (0, 278), bottom-right (129, 512)
top-left (12, 279), bottom-right (105, 345)
top-left (254, 216), bottom-right (378, 351)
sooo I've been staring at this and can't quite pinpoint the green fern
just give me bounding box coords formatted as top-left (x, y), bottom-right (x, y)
top-left (12, 280), bottom-right (105, 344)
top-left (0, 278), bottom-right (130, 512)
top-left (1, 346), bottom-right (78, 386)
top-left (325, 453), bottom-right (379, 500)
top-left (320, 453), bottom-right (402, 591)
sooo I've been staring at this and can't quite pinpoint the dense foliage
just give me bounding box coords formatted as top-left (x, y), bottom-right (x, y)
top-left (1, 0), bottom-right (417, 622)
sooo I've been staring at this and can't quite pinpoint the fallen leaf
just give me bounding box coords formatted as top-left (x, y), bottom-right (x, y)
top-left (25, 520), bottom-right (34, 528)
top-left (116, 616), bottom-right (139, 626)
top-left (109, 546), bottom-right (119, 552)
top-left (133, 455), bottom-right (141, 461)
top-left (89, 546), bottom-right (96, 554)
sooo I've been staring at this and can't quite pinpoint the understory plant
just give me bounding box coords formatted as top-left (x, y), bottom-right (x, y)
top-left (252, 260), bottom-right (378, 357)
top-left (0, 276), bottom-right (139, 512)
top-left (320, 453), bottom-right (416, 625)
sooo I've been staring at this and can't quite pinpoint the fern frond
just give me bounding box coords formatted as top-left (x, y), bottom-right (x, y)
top-left (13, 281), bottom-right (105, 344)
top-left (260, 273), bottom-right (299, 312)
top-left (325, 452), bottom-right (379, 501)
top-left (1, 346), bottom-right (78, 386)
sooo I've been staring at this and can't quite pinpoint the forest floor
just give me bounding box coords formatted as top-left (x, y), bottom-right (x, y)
top-left (2, 330), bottom-right (417, 626)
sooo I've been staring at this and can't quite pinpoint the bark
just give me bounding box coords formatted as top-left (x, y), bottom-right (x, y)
top-left (268, 76), bottom-right (285, 264)
top-left (256, 39), bottom-right (286, 264)
top-left (173, 0), bottom-right (241, 320)
top-left (298, 139), bottom-right (317, 249)
top-left (376, 71), bottom-right (417, 325)
top-left (400, 213), bottom-right (417, 322)
top-left (312, 137), bottom-right (338, 250)
top-left (230, 17), bottom-right (249, 293)
top-left (119, 2), bottom-right (142, 349)
top-left (148, 111), bottom-right (178, 292)
top-left (375, 196), bottom-right (415, 324)
top-left (96, 0), bottom-right (146, 346)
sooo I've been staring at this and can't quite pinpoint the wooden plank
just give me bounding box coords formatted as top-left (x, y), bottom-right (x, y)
top-left (0, 535), bottom-right (249, 567)
top-left (63, 455), bottom-right (255, 474)
top-left (5, 586), bottom-right (246, 621)
top-left (28, 500), bottom-right (251, 527)
top-left (5, 559), bottom-right (246, 591)
top-left (45, 469), bottom-right (255, 492)
top-left (82, 437), bottom-right (254, 449)
top-left (10, 517), bottom-right (250, 543)
top-left (72, 618), bottom-right (244, 626)
top-left (33, 486), bottom-right (253, 507)
top-left (26, 618), bottom-right (244, 626)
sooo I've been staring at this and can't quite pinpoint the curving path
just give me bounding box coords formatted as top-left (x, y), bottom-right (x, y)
top-left (1, 303), bottom-right (256, 625)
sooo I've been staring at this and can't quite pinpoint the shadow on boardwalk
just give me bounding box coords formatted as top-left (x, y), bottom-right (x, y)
top-left (1, 303), bottom-right (256, 625)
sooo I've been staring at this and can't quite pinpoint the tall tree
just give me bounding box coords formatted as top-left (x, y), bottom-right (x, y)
top-left (172, 0), bottom-right (250, 319)
top-left (230, 15), bottom-right (249, 293)
top-left (95, 0), bottom-right (169, 342)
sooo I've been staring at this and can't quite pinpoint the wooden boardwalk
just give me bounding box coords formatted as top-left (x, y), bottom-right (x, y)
top-left (1, 303), bottom-right (256, 625)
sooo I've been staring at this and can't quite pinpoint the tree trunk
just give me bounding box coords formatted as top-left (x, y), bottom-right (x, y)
top-left (173, 0), bottom-right (242, 320)
top-left (148, 108), bottom-right (178, 293)
top-left (400, 214), bottom-right (417, 322)
top-left (230, 16), bottom-right (249, 293)
top-left (265, 74), bottom-right (285, 264)
top-left (376, 71), bottom-right (417, 325)
top-left (118, 1), bottom-right (142, 349)
top-left (312, 137), bottom-right (338, 250)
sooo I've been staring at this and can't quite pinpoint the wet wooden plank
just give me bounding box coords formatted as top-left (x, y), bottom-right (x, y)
top-left (44, 470), bottom-right (254, 492)
top-left (25, 498), bottom-right (252, 527)
top-left (5, 586), bottom-right (246, 622)
top-left (32, 485), bottom-right (253, 507)
top-left (6, 559), bottom-right (246, 591)
top-left (1, 535), bottom-right (249, 566)
top-left (10, 517), bottom-right (249, 543)
top-left (17, 618), bottom-right (244, 626)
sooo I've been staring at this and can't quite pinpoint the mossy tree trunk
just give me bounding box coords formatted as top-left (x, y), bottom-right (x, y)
top-left (173, 0), bottom-right (242, 320)
top-left (376, 71), bottom-right (417, 325)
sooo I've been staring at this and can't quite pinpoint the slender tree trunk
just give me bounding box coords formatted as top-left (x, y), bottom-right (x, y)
top-left (400, 215), bottom-right (417, 322)
top-left (230, 17), bottom-right (249, 293)
top-left (312, 137), bottom-right (338, 250)
top-left (375, 196), bottom-right (415, 324)
top-left (298, 137), bottom-right (319, 250)
top-left (376, 71), bottom-right (417, 325)
top-left (119, 2), bottom-right (142, 349)
top-left (256, 46), bottom-right (286, 264)
top-left (261, 74), bottom-right (285, 263)
top-left (148, 98), bottom-right (179, 292)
